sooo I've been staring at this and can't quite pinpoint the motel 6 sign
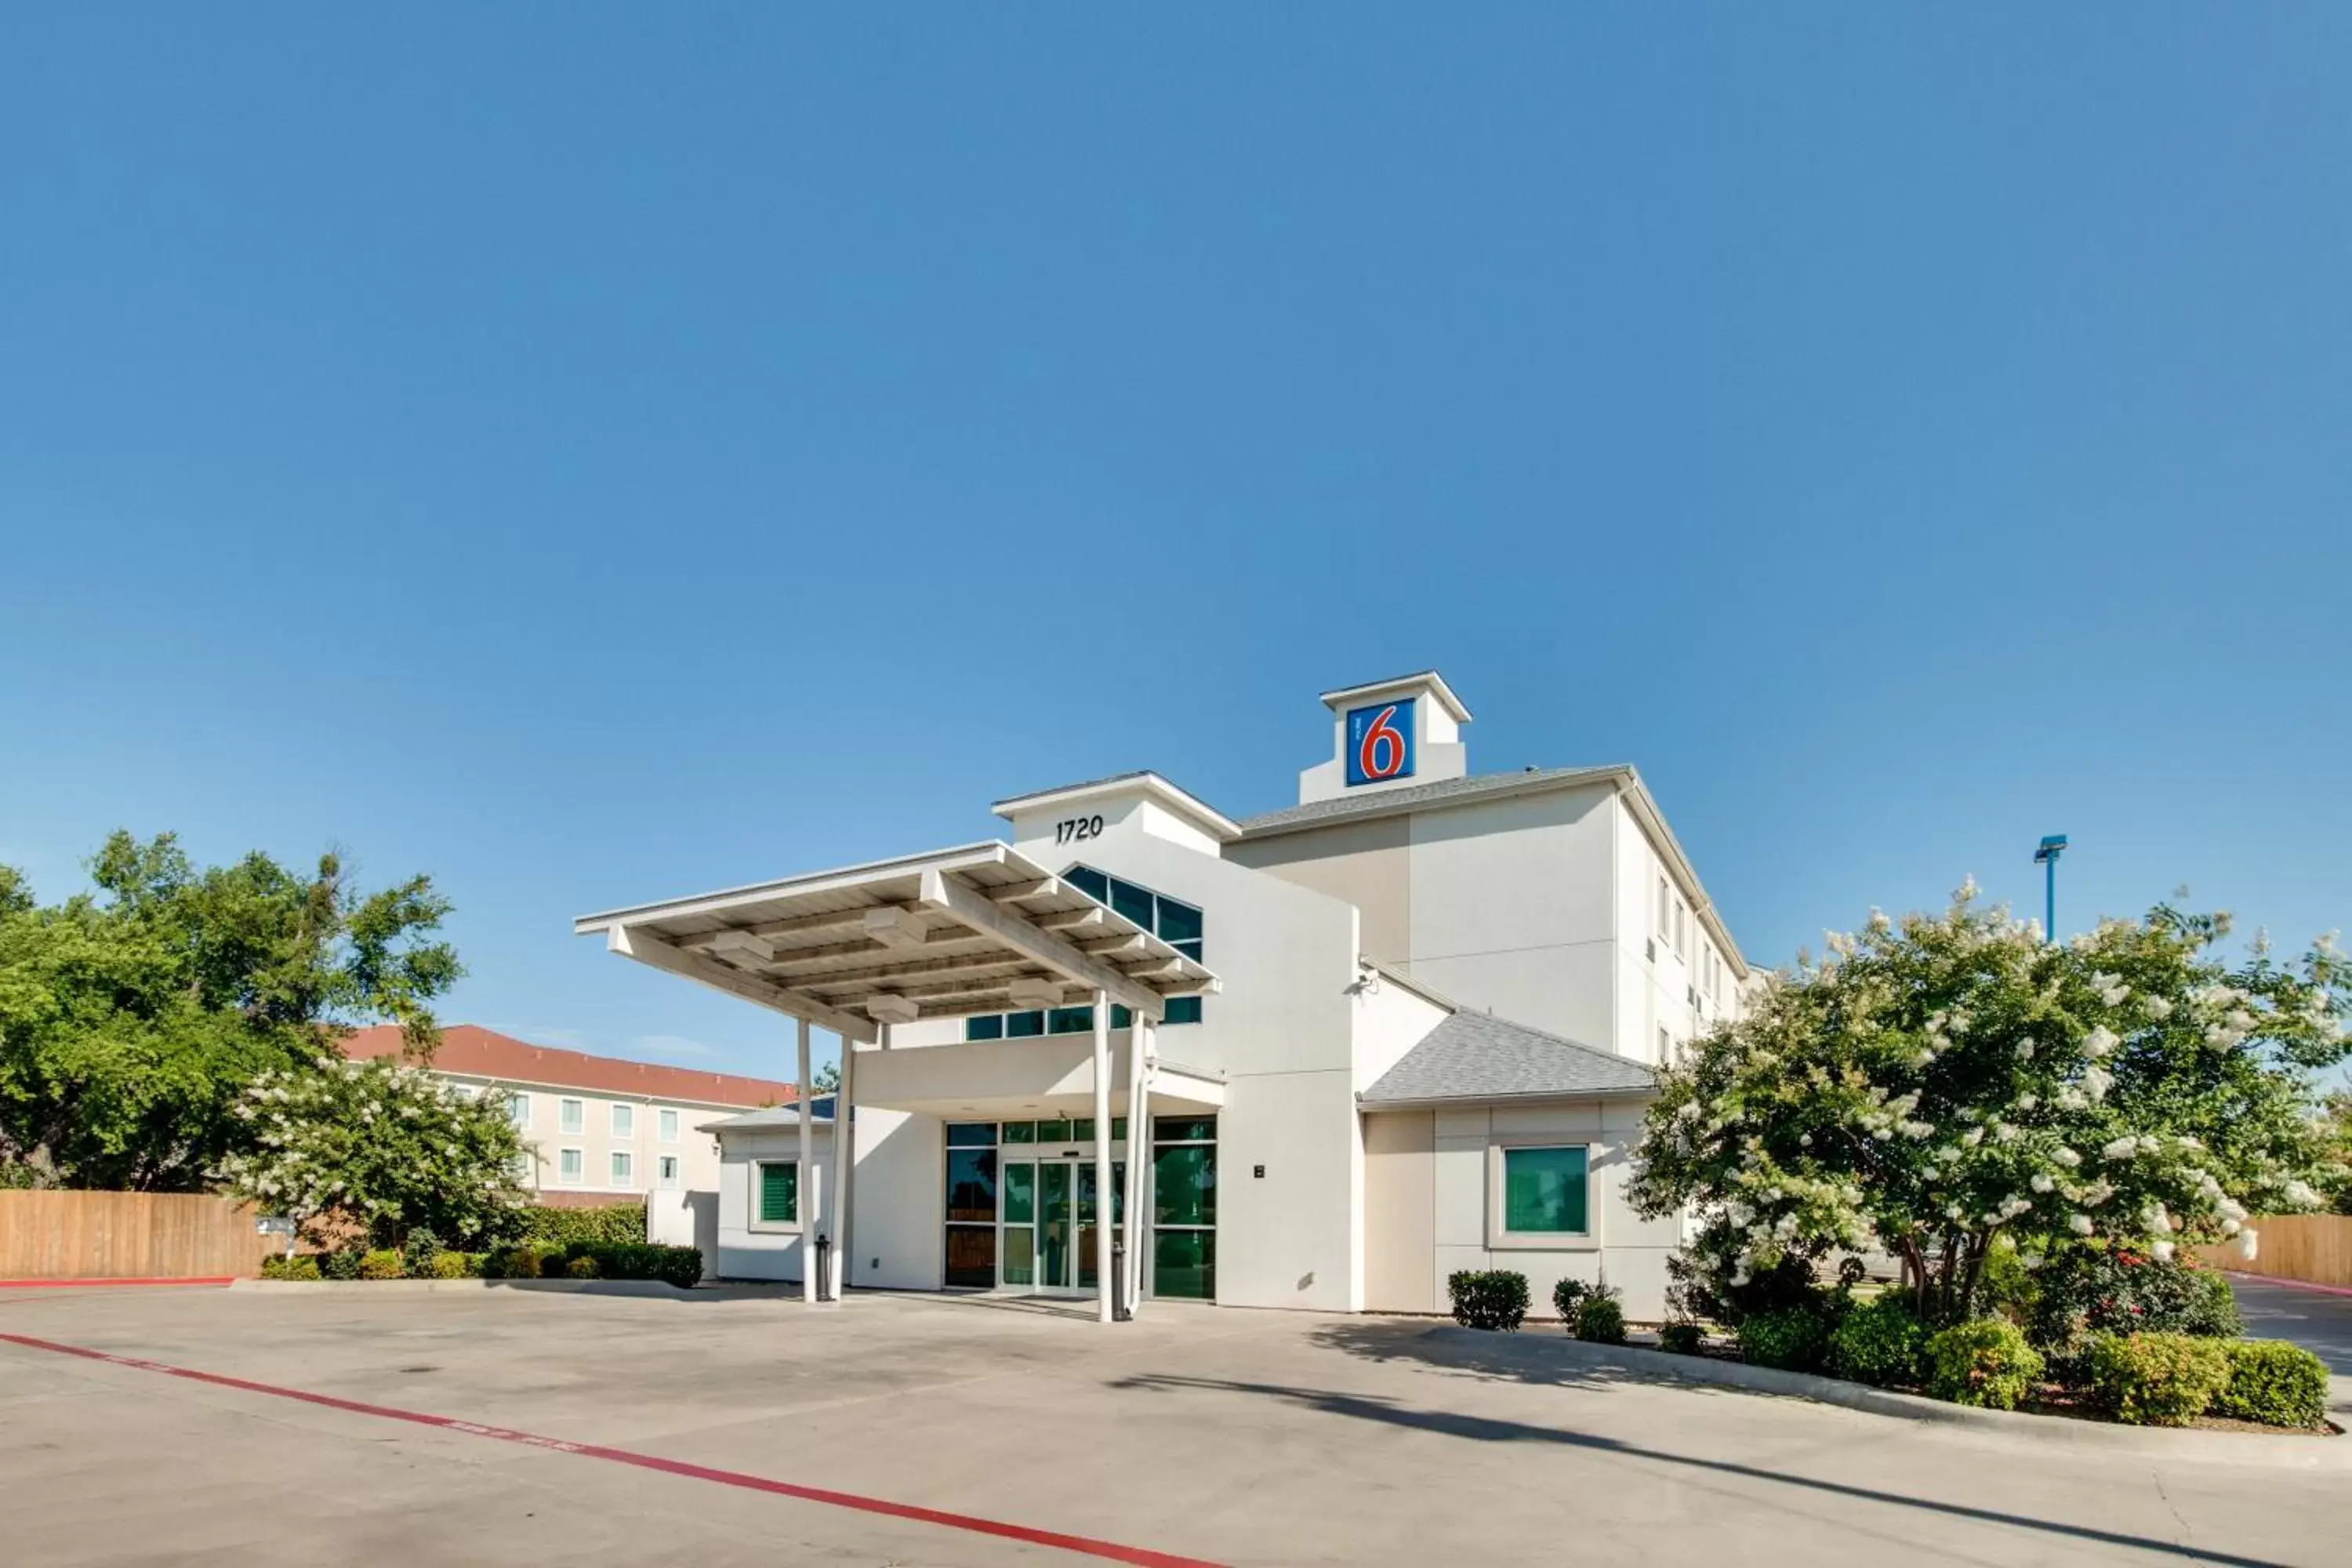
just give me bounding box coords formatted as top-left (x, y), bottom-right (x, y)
top-left (1345, 698), bottom-right (1416, 787)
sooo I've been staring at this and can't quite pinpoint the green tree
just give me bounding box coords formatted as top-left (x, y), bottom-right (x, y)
top-left (1628, 884), bottom-right (2347, 1323)
top-left (0, 832), bottom-right (461, 1190)
top-left (213, 1055), bottom-right (532, 1249)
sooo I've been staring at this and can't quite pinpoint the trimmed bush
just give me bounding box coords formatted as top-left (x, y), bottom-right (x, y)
top-left (2211, 1340), bottom-right (2330, 1429)
top-left (518, 1203), bottom-right (647, 1249)
top-left (484, 1245), bottom-right (539, 1279)
top-left (1925, 1319), bottom-right (2042, 1410)
top-left (2085, 1331), bottom-right (2230, 1427)
top-left (1552, 1277), bottom-right (1591, 1322)
top-left (358, 1249), bottom-right (405, 1281)
top-left (401, 1229), bottom-right (443, 1280)
top-left (1573, 1294), bottom-right (1627, 1345)
top-left (1657, 1320), bottom-right (1704, 1356)
top-left (1831, 1294), bottom-right (1927, 1388)
top-left (318, 1248), bottom-right (364, 1281)
top-left (260, 1254), bottom-right (322, 1281)
top-left (1448, 1270), bottom-right (1530, 1331)
top-left (428, 1250), bottom-right (470, 1280)
top-left (564, 1254), bottom-right (602, 1279)
top-left (1740, 1304), bottom-right (1838, 1374)
top-left (2030, 1248), bottom-right (2242, 1378)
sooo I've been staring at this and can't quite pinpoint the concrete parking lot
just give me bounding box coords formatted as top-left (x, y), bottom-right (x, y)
top-left (2, 1281), bottom-right (2346, 1567)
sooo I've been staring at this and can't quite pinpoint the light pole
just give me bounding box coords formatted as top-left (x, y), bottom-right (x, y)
top-left (2032, 834), bottom-right (2068, 944)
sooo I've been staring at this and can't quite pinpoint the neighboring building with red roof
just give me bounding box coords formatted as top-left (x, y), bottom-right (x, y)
top-left (341, 1024), bottom-right (794, 1207)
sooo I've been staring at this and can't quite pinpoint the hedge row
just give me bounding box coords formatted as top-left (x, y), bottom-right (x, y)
top-left (261, 1240), bottom-right (701, 1290)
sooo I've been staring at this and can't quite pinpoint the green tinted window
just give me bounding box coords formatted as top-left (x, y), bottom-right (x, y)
top-left (1036, 1116), bottom-right (1073, 1144)
top-left (1072, 1118), bottom-right (1095, 1142)
top-left (945, 1149), bottom-right (997, 1223)
top-left (1007, 1011), bottom-right (1045, 1037)
top-left (1065, 865), bottom-right (1109, 902)
top-left (1003, 1161), bottom-right (1035, 1224)
top-left (1047, 1006), bottom-right (1094, 1035)
top-left (944, 1224), bottom-right (996, 1288)
top-left (1154, 896), bottom-right (1203, 946)
top-left (946, 1122), bottom-right (997, 1147)
top-left (1111, 1004), bottom-right (1132, 1029)
top-left (964, 1014), bottom-right (1004, 1041)
top-left (1163, 996), bottom-right (1202, 1026)
top-left (1000, 1120), bottom-right (1036, 1144)
top-left (1153, 1116), bottom-right (1217, 1143)
top-left (1153, 1229), bottom-right (1215, 1301)
top-left (757, 1161), bottom-right (797, 1224)
top-left (1109, 878), bottom-right (1155, 928)
top-left (1152, 1143), bottom-right (1216, 1227)
top-left (1503, 1146), bottom-right (1588, 1234)
top-left (1112, 1117), bottom-right (1127, 1140)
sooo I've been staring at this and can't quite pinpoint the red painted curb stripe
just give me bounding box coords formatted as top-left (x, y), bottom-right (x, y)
top-left (0, 1331), bottom-right (1225, 1568)
top-left (0, 1277), bottom-right (234, 1290)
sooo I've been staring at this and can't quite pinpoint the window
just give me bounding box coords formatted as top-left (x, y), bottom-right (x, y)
top-left (1657, 876), bottom-right (1669, 938)
top-left (659, 1108), bottom-right (680, 1142)
top-left (1674, 899), bottom-right (1686, 954)
top-left (1659, 1026), bottom-right (1671, 1062)
top-left (558, 1147), bottom-right (584, 1184)
top-left (942, 1123), bottom-right (997, 1287)
top-left (963, 866), bottom-right (1206, 1040)
top-left (659, 1155), bottom-right (680, 1189)
top-left (610, 1151), bottom-right (634, 1187)
top-left (1492, 1145), bottom-right (1591, 1242)
top-left (559, 1098), bottom-right (584, 1135)
top-left (1150, 1115), bottom-right (1217, 1300)
top-left (506, 1092), bottom-right (530, 1127)
top-left (510, 1151), bottom-right (536, 1183)
top-left (611, 1103), bottom-right (635, 1140)
top-left (754, 1160), bottom-right (798, 1225)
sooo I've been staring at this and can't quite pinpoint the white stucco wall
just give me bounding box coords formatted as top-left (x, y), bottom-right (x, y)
top-left (1365, 1097), bottom-right (1675, 1322)
top-left (710, 1124), bottom-right (832, 1282)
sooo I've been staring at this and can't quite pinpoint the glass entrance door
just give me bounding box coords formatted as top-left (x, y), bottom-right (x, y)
top-left (999, 1154), bottom-right (1121, 1294)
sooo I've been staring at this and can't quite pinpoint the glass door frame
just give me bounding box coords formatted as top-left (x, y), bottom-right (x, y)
top-left (996, 1136), bottom-right (1127, 1296)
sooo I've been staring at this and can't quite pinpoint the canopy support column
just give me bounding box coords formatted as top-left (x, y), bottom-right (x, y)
top-left (797, 1016), bottom-right (815, 1306)
top-left (1122, 1015), bottom-right (1154, 1318)
top-left (829, 1025), bottom-right (866, 1301)
top-left (1092, 990), bottom-right (1113, 1324)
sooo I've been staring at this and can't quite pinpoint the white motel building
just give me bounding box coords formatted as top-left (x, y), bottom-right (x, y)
top-left (577, 672), bottom-right (1747, 1323)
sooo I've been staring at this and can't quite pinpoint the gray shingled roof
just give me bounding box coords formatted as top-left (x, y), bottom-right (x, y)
top-left (1361, 1011), bottom-right (1656, 1105)
top-left (1238, 764), bottom-right (1628, 837)
top-left (701, 1094), bottom-right (837, 1132)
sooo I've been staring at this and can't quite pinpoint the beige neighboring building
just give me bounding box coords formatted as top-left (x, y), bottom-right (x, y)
top-left (340, 1025), bottom-right (795, 1207)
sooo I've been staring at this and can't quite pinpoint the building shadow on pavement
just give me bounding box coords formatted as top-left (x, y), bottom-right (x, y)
top-left (1106, 1348), bottom-right (2296, 1568)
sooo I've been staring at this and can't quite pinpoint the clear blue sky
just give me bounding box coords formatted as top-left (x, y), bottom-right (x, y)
top-left (5, 9), bottom-right (2346, 1083)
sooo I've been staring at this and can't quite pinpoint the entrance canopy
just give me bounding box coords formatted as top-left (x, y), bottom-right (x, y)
top-left (573, 842), bottom-right (1219, 1044)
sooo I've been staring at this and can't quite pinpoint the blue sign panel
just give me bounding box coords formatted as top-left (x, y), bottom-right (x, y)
top-left (1345, 698), bottom-right (1416, 787)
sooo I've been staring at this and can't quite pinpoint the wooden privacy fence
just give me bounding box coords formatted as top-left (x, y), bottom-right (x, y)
top-left (2191, 1214), bottom-right (2352, 1289)
top-left (0, 1190), bottom-right (280, 1280)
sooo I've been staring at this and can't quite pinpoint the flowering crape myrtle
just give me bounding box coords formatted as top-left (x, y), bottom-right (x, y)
top-left (1628, 882), bottom-right (2348, 1323)
top-left (213, 1053), bottom-right (534, 1250)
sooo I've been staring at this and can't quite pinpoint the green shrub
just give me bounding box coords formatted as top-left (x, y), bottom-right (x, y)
top-left (1925, 1319), bottom-right (2043, 1410)
top-left (2030, 1248), bottom-right (2242, 1377)
top-left (1552, 1277), bottom-right (1591, 1322)
top-left (1447, 1270), bottom-right (1530, 1331)
top-left (428, 1250), bottom-right (470, 1280)
top-left (564, 1254), bottom-right (601, 1279)
top-left (1657, 1320), bottom-right (1704, 1356)
top-left (2085, 1332), bottom-right (2230, 1427)
top-left (1831, 1295), bottom-right (1927, 1388)
top-left (2210, 1340), bottom-right (2328, 1429)
top-left (485, 1245), bottom-right (539, 1279)
top-left (518, 1203), bottom-right (647, 1249)
top-left (358, 1249), bottom-right (405, 1280)
top-left (1573, 1294), bottom-right (1628, 1345)
top-left (1740, 1304), bottom-right (1838, 1373)
top-left (401, 1229), bottom-right (443, 1279)
top-left (318, 1248), bottom-right (364, 1281)
top-left (651, 1247), bottom-right (704, 1290)
top-left (260, 1254), bottom-right (322, 1281)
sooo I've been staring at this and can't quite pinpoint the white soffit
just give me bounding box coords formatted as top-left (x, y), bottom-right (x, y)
top-left (575, 842), bottom-right (1218, 1040)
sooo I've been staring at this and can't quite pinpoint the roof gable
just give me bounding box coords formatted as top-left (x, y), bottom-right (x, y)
top-left (1360, 1010), bottom-right (1655, 1106)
